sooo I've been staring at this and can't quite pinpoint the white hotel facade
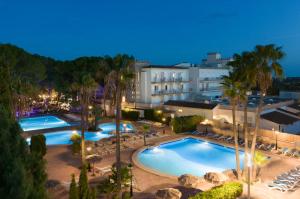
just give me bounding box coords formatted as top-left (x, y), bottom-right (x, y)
top-left (132, 53), bottom-right (231, 107)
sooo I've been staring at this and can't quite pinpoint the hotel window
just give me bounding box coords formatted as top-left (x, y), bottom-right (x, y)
top-left (165, 85), bottom-right (168, 90)
top-left (180, 84), bottom-right (184, 90)
top-left (154, 85), bottom-right (158, 91)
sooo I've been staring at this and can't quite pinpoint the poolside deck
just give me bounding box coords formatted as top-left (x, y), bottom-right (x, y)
top-left (45, 131), bottom-right (300, 199)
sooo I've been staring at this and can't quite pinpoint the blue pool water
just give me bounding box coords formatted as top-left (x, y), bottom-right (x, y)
top-left (19, 116), bottom-right (70, 131)
top-left (138, 137), bottom-right (244, 177)
top-left (27, 130), bottom-right (112, 145)
top-left (26, 122), bottom-right (134, 145)
top-left (98, 122), bottom-right (134, 132)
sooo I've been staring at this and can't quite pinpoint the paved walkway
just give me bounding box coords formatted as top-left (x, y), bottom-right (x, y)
top-left (46, 134), bottom-right (300, 199)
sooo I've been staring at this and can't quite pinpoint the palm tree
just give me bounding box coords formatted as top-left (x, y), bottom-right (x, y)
top-left (250, 44), bottom-right (284, 172)
top-left (71, 73), bottom-right (98, 164)
top-left (142, 124), bottom-right (150, 146)
top-left (228, 52), bottom-right (257, 179)
top-left (221, 72), bottom-right (241, 179)
top-left (104, 54), bottom-right (135, 197)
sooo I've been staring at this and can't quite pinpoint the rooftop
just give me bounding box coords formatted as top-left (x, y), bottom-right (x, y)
top-left (164, 100), bottom-right (217, 109)
top-left (261, 111), bottom-right (300, 125)
top-left (142, 65), bottom-right (188, 69)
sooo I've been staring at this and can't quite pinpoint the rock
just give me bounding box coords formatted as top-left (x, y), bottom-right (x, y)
top-left (178, 174), bottom-right (205, 189)
top-left (204, 172), bottom-right (228, 184)
top-left (222, 169), bottom-right (237, 181)
top-left (155, 188), bottom-right (182, 199)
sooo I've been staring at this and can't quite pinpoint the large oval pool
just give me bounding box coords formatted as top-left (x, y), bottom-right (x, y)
top-left (137, 137), bottom-right (244, 177)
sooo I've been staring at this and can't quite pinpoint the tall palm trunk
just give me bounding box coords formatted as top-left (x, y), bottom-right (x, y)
top-left (243, 98), bottom-right (249, 179)
top-left (250, 91), bottom-right (264, 180)
top-left (232, 101), bottom-right (241, 179)
top-left (115, 76), bottom-right (122, 198)
top-left (80, 91), bottom-right (86, 164)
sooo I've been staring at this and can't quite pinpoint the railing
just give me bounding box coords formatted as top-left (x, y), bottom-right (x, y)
top-left (152, 89), bottom-right (190, 96)
top-left (151, 76), bottom-right (188, 83)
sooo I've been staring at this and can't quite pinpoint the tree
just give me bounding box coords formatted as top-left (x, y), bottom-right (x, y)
top-left (0, 44), bottom-right (46, 118)
top-left (69, 174), bottom-right (79, 199)
top-left (221, 72), bottom-right (241, 179)
top-left (250, 44), bottom-right (284, 178)
top-left (142, 124), bottom-right (150, 146)
top-left (30, 134), bottom-right (47, 157)
top-left (71, 73), bottom-right (98, 164)
top-left (228, 52), bottom-right (257, 180)
top-left (104, 55), bottom-right (135, 197)
top-left (0, 105), bottom-right (47, 199)
top-left (78, 165), bottom-right (90, 199)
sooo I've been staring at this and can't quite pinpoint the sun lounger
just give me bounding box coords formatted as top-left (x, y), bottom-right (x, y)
top-left (277, 147), bottom-right (289, 154)
top-left (217, 135), bottom-right (226, 140)
top-left (96, 166), bottom-right (112, 176)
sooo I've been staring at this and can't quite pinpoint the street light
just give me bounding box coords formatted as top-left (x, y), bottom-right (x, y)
top-left (128, 163), bottom-right (133, 197)
top-left (247, 152), bottom-right (252, 199)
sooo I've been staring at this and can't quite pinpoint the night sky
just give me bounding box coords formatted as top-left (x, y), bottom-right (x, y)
top-left (1, 0), bottom-right (300, 76)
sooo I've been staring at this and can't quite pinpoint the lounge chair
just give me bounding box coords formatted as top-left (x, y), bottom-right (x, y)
top-left (292, 150), bottom-right (300, 158)
top-left (277, 147), bottom-right (289, 154)
top-left (217, 135), bottom-right (226, 140)
top-left (225, 136), bottom-right (233, 142)
top-left (283, 148), bottom-right (293, 156)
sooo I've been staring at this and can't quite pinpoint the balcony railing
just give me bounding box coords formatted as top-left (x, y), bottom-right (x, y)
top-left (151, 76), bottom-right (188, 83)
top-left (152, 89), bottom-right (190, 96)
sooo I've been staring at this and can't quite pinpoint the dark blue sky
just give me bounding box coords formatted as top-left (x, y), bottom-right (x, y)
top-left (1, 0), bottom-right (300, 76)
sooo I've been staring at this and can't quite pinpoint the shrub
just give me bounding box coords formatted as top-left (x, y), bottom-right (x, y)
top-left (30, 134), bottom-right (47, 157)
top-left (144, 109), bottom-right (164, 122)
top-left (171, 115), bottom-right (204, 133)
top-left (70, 133), bottom-right (81, 154)
top-left (189, 182), bottom-right (243, 199)
top-left (121, 110), bottom-right (139, 121)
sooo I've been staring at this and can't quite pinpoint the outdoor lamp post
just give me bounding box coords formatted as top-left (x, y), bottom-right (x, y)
top-left (128, 163), bottom-right (133, 197)
top-left (247, 153), bottom-right (252, 199)
top-left (237, 123), bottom-right (240, 141)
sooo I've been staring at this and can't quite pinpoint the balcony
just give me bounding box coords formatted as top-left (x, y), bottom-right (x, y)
top-left (152, 89), bottom-right (190, 96)
top-left (151, 76), bottom-right (189, 83)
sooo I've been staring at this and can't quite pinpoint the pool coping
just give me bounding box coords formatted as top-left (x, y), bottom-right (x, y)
top-left (132, 135), bottom-right (245, 180)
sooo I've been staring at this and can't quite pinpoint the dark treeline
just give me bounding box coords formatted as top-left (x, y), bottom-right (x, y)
top-left (0, 43), bottom-right (135, 198)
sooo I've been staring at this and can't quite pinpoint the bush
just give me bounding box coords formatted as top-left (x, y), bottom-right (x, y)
top-left (30, 134), bottom-right (47, 157)
top-left (144, 109), bottom-right (163, 122)
top-left (171, 115), bottom-right (204, 133)
top-left (189, 182), bottom-right (243, 199)
top-left (70, 133), bottom-right (81, 154)
top-left (121, 110), bottom-right (139, 121)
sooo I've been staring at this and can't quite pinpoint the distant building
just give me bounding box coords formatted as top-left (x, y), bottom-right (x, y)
top-left (133, 65), bottom-right (190, 107)
top-left (130, 52), bottom-right (230, 107)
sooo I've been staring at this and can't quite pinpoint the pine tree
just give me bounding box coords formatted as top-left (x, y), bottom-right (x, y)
top-left (69, 174), bottom-right (79, 199)
top-left (78, 165), bottom-right (90, 199)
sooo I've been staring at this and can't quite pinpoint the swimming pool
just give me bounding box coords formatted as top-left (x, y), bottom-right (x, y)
top-left (98, 122), bottom-right (134, 132)
top-left (27, 130), bottom-right (112, 145)
top-left (19, 115), bottom-right (70, 131)
top-left (26, 122), bottom-right (134, 145)
top-left (137, 137), bottom-right (244, 177)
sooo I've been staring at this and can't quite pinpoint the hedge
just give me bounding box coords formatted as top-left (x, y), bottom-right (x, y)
top-left (121, 110), bottom-right (139, 121)
top-left (189, 182), bottom-right (243, 199)
top-left (144, 109), bottom-right (160, 121)
top-left (171, 115), bottom-right (204, 133)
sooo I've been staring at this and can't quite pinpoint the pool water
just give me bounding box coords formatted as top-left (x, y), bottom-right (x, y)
top-left (26, 122), bottom-right (134, 145)
top-left (27, 130), bottom-right (112, 145)
top-left (19, 116), bottom-right (70, 131)
top-left (98, 122), bottom-right (134, 132)
top-left (138, 137), bottom-right (244, 177)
